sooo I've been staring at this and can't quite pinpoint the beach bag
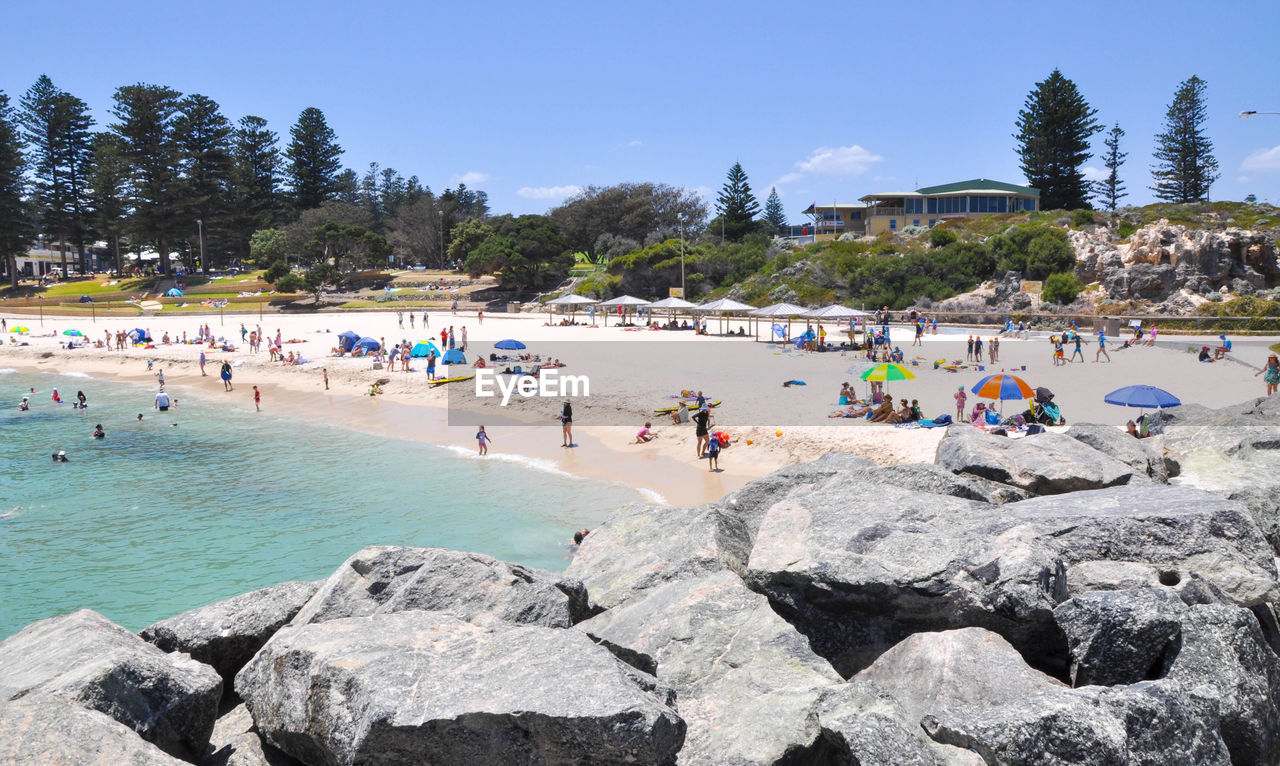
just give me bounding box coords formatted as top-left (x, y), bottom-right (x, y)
top-left (932, 414), bottom-right (952, 425)
top-left (985, 410), bottom-right (1000, 425)
top-left (1026, 424), bottom-right (1045, 435)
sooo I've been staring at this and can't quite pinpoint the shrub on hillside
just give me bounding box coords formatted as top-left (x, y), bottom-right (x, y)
top-left (1072, 209), bottom-right (1095, 227)
top-left (1042, 272), bottom-right (1083, 304)
top-left (928, 228), bottom-right (958, 248)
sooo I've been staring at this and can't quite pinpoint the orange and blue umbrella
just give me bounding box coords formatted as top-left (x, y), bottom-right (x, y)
top-left (972, 373), bottom-right (1033, 400)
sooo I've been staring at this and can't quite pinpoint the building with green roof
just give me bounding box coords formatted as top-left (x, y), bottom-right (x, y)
top-left (857, 178), bottom-right (1039, 235)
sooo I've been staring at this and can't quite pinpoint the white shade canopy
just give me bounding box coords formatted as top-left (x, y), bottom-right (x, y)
top-left (598, 295), bottom-right (652, 307)
top-left (647, 296), bottom-right (697, 309)
top-left (805, 303), bottom-right (870, 319)
top-left (545, 294), bottom-right (598, 305)
top-left (693, 297), bottom-right (754, 313)
top-left (751, 302), bottom-right (809, 317)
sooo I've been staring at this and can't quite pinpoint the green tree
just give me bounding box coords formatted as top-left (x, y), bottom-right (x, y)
top-left (285, 107), bottom-right (343, 211)
top-left (761, 187), bottom-right (787, 235)
top-left (20, 76), bottom-right (94, 274)
top-left (548, 182), bottom-right (706, 262)
top-left (1092, 123), bottom-right (1127, 212)
top-left (445, 217), bottom-right (494, 265)
top-left (1014, 69), bottom-right (1101, 210)
top-left (87, 132), bottom-right (130, 276)
top-left (228, 116), bottom-right (283, 263)
top-left (174, 94), bottom-right (233, 273)
top-left (1042, 272), bottom-right (1082, 304)
top-left (464, 215), bottom-right (571, 290)
top-left (110, 83), bottom-right (184, 274)
top-left (307, 221), bottom-right (390, 272)
top-left (1150, 75), bottom-right (1219, 203)
top-left (249, 228), bottom-right (287, 266)
top-left (0, 91), bottom-right (32, 288)
top-left (1025, 230), bottom-right (1076, 280)
top-left (714, 162), bottom-right (760, 241)
top-left (262, 259), bottom-right (290, 283)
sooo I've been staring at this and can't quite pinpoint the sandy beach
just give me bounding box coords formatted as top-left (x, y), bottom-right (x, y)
top-left (2, 307), bottom-right (1273, 505)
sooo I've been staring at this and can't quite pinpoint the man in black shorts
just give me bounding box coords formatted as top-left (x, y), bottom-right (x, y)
top-left (693, 406), bottom-right (711, 458)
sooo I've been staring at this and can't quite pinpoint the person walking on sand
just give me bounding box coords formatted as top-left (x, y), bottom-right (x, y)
top-left (322, 367), bottom-right (329, 390)
top-left (409, 313), bottom-right (415, 329)
top-left (706, 431), bottom-right (721, 471)
top-left (426, 351), bottom-right (437, 381)
top-left (477, 310), bottom-right (483, 325)
top-left (397, 311), bottom-right (404, 329)
top-left (476, 425), bottom-right (492, 455)
top-left (561, 401), bottom-right (574, 447)
top-left (253, 385), bottom-right (261, 412)
top-left (989, 337), bottom-right (998, 363)
top-left (1256, 354), bottom-right (1280, 396)
top-left (693, 406), bottom-right (711, 458)
top-left (461, 325), bottom-right (467, 351)
top-left (199, 350), bottom-right (207, 376)
top-left (966, 335), bottom-right (974, 362)
top-left (220, 361), bottom-right (233, 391)
top-left (954, 386), bottom-right (967, 421)
top-left (913, 322), bottom-right (923, 347)
top-left (422, 311), bottom-right (428, 328)
top-left (1095, 331), bottom-right (1111, 363)
top-left (1069, 332), bottom-right (1083, 363)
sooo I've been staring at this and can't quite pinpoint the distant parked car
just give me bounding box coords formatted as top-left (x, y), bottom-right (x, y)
top-left (78, 295), bottom-right (93, 303)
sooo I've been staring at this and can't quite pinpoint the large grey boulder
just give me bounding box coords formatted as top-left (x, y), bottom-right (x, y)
top-left (290, 546), bottom-right (590, 627)
top-left (565, 503), bottom-right (749, 610)
top-left (1161, 604), bottom-right (1280, 765)
top-left (1053, 589), bottom-right (1185, 686)
top-left (936, 427), bottom-right (1139, 494)
top-left (816, 682), bottom-right (982, 766)
top-left (0, 698), bottom-right (190, 766)
top-left (0, 609), bottom-right (222, 759)
top-left (202, 703), bottom-right (302, 766)
top-left (745, 480), bottom-right (1276, 677)
top-left (857, 462), bottom-right (1033, 503)
top-left (1225, 482), bottom-right (1280, 556)
top-left (922, 681), bottom-right (1231, 765)
top-left (236, 611), bottom-right (684, 766)
top-left (142, 580), bottom-right (319, 684)
top-left (577, 571), bottom-right (839, 765)
top-left (1065, 423), bottom-right (1171, 482)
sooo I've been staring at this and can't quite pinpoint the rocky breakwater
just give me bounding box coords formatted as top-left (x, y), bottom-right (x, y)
top-left (4, 413), bottom-right (1280, 764)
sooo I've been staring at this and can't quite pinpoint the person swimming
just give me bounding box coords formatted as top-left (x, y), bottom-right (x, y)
top-left (92, 424), bottom-right (105, 439)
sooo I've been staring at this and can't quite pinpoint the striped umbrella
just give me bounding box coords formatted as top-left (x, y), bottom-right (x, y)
top-left (63, 329), bottom-right (84, 337)
top-left (972, 374), bottom-right (1034, 401)
top-left (860, 363), bottom-right (916, 382)
top-left (9, 326), bottom-right (29, 333)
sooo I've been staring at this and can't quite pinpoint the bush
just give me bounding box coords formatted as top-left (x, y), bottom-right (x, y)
top-left (1071, 209), bottom-right (1095, 227)
top-left (263, 260), bottom-right (289, 284)
top-left (928, 228), bottom-right (958, 248)
top-left (274, 274), bottom-right (309, 294)
top-left (1042, 272), bottom-right (1082, 304)
top-left (1026, 231), bottom-right (1076, 280)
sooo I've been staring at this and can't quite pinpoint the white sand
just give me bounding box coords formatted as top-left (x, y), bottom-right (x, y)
top-left (2, 308), bottom-right (1272, 505)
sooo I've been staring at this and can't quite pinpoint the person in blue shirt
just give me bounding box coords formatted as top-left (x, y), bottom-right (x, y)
top-left (1214, 334), bottom-right (1233, 360)
top-left (1095, 331), bottom-right (1111, 363)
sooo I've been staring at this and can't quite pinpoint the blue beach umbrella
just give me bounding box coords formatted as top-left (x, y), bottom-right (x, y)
top-left (494, 339), bottom-right (526, 350)
top-left (1104, 385), bottom-right (1181, 409)
top-left (441, 348), bottom-right (466, 365)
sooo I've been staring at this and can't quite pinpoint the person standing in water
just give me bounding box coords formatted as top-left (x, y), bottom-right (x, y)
top-left (561, 401), bottom-right (573, 447)
top-left (322, 367), bottom-right (330, 390)
top-left (253, 385), bottom-right (261, 412)
top-left (476, 425), bottom-right (492, 455)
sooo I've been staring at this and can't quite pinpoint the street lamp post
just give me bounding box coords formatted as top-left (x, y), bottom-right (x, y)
top-left (438, 210), bottom-right (444, 268)
top-left (37, 295), bottom-right (43, 327)
top-left (196, 219), bottom-right (205, 274)
top-left (679, 215), bottom-right (685, 294)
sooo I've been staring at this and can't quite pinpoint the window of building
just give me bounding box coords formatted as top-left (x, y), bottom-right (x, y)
top-left (928, 219), bottom-right (936, 227)
top-left (849, 211), bottom-right (862, 220)
top-left (889, 219), bottom-right (897, 231)
top-left (905, 198), bottom-right (924, 214)
top-left (912, 219), bottom-right (920, 227)
top-left (1021, 198), bottom-right (1037, 211)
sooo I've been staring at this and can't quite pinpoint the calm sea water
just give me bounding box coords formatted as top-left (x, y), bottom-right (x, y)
top-left (0, 369), bottom-right (645, 638)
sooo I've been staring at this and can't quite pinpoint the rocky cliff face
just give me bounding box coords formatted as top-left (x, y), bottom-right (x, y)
top-left (4, 403), bottom-right (1280, 764)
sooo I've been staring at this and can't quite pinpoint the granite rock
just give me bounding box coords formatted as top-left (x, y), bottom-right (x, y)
top-left (1053, 589), bottom-right (1185, 686)
top-left (936, 427), bottom-right (1139, 494)
top-left (0, 698), bottom-right (190, 766)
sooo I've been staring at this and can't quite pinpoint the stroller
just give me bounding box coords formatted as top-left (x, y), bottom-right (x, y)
top-left (1024, 386), bottom-right (1066, 426)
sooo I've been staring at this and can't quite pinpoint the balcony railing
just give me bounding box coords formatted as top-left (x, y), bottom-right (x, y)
top-left (867, 207), bottom-right (904, 217)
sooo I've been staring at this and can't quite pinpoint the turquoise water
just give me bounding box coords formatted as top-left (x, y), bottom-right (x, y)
top-left (0, 370), bottom-right (645, 638)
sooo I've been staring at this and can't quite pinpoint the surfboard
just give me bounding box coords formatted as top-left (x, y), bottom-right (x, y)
top-left (429, 374), bottom-right (476, 387)
top-left (654, 400), bottom-right (721, 414)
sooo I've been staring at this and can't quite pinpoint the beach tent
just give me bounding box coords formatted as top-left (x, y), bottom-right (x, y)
top-left (693, 297), bottom-right (753, 335)
top-left (337, 330), bottom-right (360, 351)
top-left (441, 348), bottom-right (466, 365)
top-left (494, 339), bottom-right (526, 350)
top-left (410, 341), bottom-right (440, 358)
top-left (598, 295), bottom-right (651, 326)
top-left (128, 328), bottom-right (149, 343)
top-left (545, 294), bottom-right (597, 323)
top-left (165, 288), bottom-right (183, 297)
top-left (353, 336), bottom-right (381, 352)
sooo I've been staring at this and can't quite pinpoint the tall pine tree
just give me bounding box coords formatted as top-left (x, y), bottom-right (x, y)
top-left (20, 76), bottom-right (95, 274)
top-left (762, 187), bottom-right (787, 235)
top-left (87, 132), bottom-right (130, 276)
top-left (228, 115), bottom-right (282, 263)
top-left (0, 91), bottom-right (32, 288)
top-left (1092, 123), bottom-right (1128, 212)
top-left (174, 94), bottom-right (233, 272)
top-left (111, 83), bottom-right (184, 274)
top-left (1150, 75), bottom-right (1219, 203)
top-left (1014, 69), bottom-right (1101, 210)
top-left (285, 107), bottom-right (343, 211)
top-left (714, 162), bottom-right (760, 241)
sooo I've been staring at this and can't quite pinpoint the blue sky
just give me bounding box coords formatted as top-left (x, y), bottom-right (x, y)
top-left (5, 1), bottom-right (1280, 220)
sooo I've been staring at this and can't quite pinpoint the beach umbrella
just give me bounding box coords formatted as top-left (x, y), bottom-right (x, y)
top-left (545, 293), bottom-right (597, 323)
top-left (1104, 385), bottom-right (1181, 409)
top-left (598, 295), bottom-right (651, 326)
top-left (751, 302), bottom-right (808, 342)
top-left (648, 296), bottom-right (696, 310)
top-left (693, 297), bottom-right (753, 335)
top-left (494, 339), bottom-right (526, 350)
top-left (62, 329), bottom-right (84, 337)
top-left (9, 326), bottom-right (29, 333)
top-left (805, 303), bottom-right (871, 319)
top-left (972, 373), bottom-right (1034, 401)
top-left (860, 363), bottom-right (916, 382)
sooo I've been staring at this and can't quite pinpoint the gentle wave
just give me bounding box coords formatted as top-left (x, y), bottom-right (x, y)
top-left (437, 444), bottom-right (573, 477)
top-left (0, 368), bottom-right (17, 374)
top-left (635, 487), bottom-right (666, 505)
top-left (59, 371), bottom-right (94, 379)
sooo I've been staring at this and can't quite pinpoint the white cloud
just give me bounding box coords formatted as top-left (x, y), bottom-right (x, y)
top-left (1241, 146), bottom-right (1280, 173)
top-left (450, 171), bottom-right (490, 186)
top-left (1081, 165), bottom-right (1107, 182)
top-left (796, 145), bottom-right (884, 176)
top-left (772, 172), bottom-right (803, 186)
top-left (516, 185), bottom-right (583, 201)
top-left (1238, 175), bottom-right (1252, 184)
top-left (625, 139), bottom-right (643, 148)
top-left (690, 185), bottom-right (714, 201)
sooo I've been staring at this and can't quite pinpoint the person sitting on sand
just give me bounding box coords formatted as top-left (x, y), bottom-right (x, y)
top-left (634, 422), bottom-right (657, 443)
top-left (1144, 325), bottom-right (1158, 346)
top-left (970, 402), bottom-right (988, 424)
top-left (670, 402), bottom-right (690, 425)
top-left (868, 398), bottom-right (897, 423)
top-left (909, 399), bottom-right (924, 422)
top-left (1198, 346), bottom-right (1213, 363)
top-left (839, 382), bottom-right (852, 405)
